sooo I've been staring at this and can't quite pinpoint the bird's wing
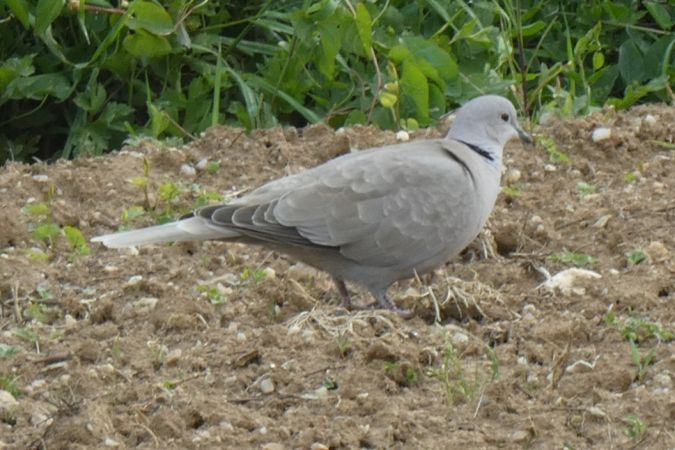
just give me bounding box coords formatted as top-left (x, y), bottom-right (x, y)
top-left (199, 139), bottom-right (486, 268)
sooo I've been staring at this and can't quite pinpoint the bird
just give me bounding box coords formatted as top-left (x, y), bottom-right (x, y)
top-left (92, 95), bottom-right (532, 316)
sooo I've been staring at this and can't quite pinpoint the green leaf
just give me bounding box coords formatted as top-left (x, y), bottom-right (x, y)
top-left (74, 82), bottom-right (106, 115)
top-left (5, 73), bottom-right (71, 100)
top-left (24, 248), bottom-right (49, 262)
top-left (354, 3), bottom-right (373, 56)
top-left (592, 52), bottom-right (604, 70)
top-left (518, 20), bottom-right (547, 37)
top-left (32, 223), bottom-right (60, 243)
top-left (147, 102), bottom-right (170, 137)
top-left (6, 0), bottom-right (30, 29)
top-left (63, 226), bottom-right (90, 256)
top-left (22, 203), bottom-right (50, 216)
top-left (123, 30), bottom-right (172, 58)
top-left (618, 40), bottom-right (646, 83)
top-left (318, 22), bottom-right (342, 80)
top-left (400, 61), bottom-right (429, 125)
top-left (127, 0), bottom-right (174, 35)
top-left (0, 343), bottom-right (21, 358)
top-left (0, 55), bottom-right (35, 92)
top-left (35, 0), bottom-right (65, 35)
top-left (644, 2), bottom-right (672, 30)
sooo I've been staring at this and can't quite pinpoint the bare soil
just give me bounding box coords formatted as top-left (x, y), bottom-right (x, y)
top-left (0, 104), bottom-right (674, 449)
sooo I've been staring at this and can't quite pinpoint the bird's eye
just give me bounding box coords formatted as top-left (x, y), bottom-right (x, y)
top-left (500, 113), bottom-right (509, 122)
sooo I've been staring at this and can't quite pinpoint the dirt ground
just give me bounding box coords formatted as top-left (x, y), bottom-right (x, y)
top-left (0, 103), bottom-right (673, 449)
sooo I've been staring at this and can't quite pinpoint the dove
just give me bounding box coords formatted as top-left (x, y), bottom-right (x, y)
top-left (92, 95), bottom-right (531, 315)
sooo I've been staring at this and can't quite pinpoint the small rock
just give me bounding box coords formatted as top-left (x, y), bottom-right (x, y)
top-left (261, 443), bottom-right (283, 450)
top-left (126, 275), bottom-right (143, 285)
top-left (215, 283), bottom-right (233, 297)
top-left (196, 159), bottom-right (209, 171)
top-left (165, 348), bottom-right (183, 366)
top-left (263, 267), bottom-right (276, 280)
top-left (504, 168), bottom-right (521, 184)
top-left (395, 130), bottom-right (410, 142)
top-left (544, 164), bottom-right (556, 172)
top-left (220, 421), bottom-right (234, 431)
top-left (452, 332), bottom-right (469, 346)
top-left (260, 378), bottom-right (275, 394)
top-left (517, 356), bottom-right (528, 365)
top-left (180, 164), bottom-right (197, 177)
top-left (103, 265), bottom-right (119, 273)
top-left (32, 174), bottom-right (49, 182)
top-left (0, 390), bottom-right (18, 414)
top-left (311, 444), bottom-right (329, 450)
top-left (97, 363), bottom-right (116, 374)
top-left (522, 304), bottom-right (536, 315)
top-left (104, 437), bottom-right (121, 447)
top-left (236, 332), bottom-right (246, 342)
top-left (31, 412), bottom-right (49, 426)
top-left (646, 241), bottom-right (669, 263)
top-left (587, 406), bottom-right (607, 418)
top-left (132, 297), bottom-right (158, 314)
top-left (64, 314), bottom-right (78, 328)
top-left (654, 372), bottom-right (672, 389)
top-left (591, 127), bottom-right (611, 142)
top-left (642, 114), bottom-right (657, 126)
top-left (510, 430), bottom-right (530, 443)
top-left (592, 214), bottom-right (611, 228)
top-left (287, 263), bottom-right (319, 282)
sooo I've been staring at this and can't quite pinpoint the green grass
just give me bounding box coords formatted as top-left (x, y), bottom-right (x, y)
top-left (1, 1), bottom-right (673, 163)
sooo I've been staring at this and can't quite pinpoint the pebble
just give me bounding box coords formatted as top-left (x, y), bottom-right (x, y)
top-left (126, 275), bottom-right (143, 285)
top-left (165, 348), bottom-right (183, 365)
top-left (504, 168), bottom-right (521, 184)
top-left (642, 114), bottom-right (657, 125)
top-left (542, 268), bottom-right (602, 295)
top-left (64, 314), bottom-right (78, 328)
top-left (32, 174), bottom-right (49, 182)
top-left (179, 164), bottom-right (196, 177)
top-left (104, 437), bottom-right (121, 447)
top-left (587, 406), bottom-right (607, 418)
top-left (395, 130), bottom-right (410, 142)
top-left (261, 443), bottom-right (283, 450)
top-left (0, 390), bottom-right (18, 414)
top-left (544, 164), bottom-right (556, 172)
top-left (452, 332), bottom-right (469, 346)
top-left (132, 297), bottom-right (158, 313)
top-left (103, 265), bottom-right (119, 273)
top-left (196, 159), bottom-right (209, 171)
top-left (654, 372), bottom-right (672, 389)
top-left (311, 444), bottom-right (329, 450)
top-left (263, 267), bottom-right (276, 280)
top-left (219, 421), bottom-right (234, 431)
top-left (522, 304), bottom-right (536, 315)
top-left (646, 241), bottom-right (669, 263)
top-left (591, 127), bottom-right (612, 142)
top-left (31, 412), bottom-right (49, 426)
top-left (236, 332), bottom-right (246, 342)
top-left (260, 378), bottom-right (275, 394)
top-left (592, 214), bottom-right (611, 228)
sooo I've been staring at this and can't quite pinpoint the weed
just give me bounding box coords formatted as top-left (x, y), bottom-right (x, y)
top-left (240, 267), bottom-right (268, 285)
top-left (24, 248), bottom-right (49, 262)
top-left (63, 226), bottom-right (91, 256)
top-left (629, 339), bottom-right (655, 381)
top-left (0, 344), bottom-right (21, 359)
top-left (623, 415), bottom-right (647, 440)
top-left (336, 335), bottom-right (351, 358)
top-left (625, 248), bottom-right (646, 265)
top-left (548, 250), bottom-right (597, 268)
top-left (323, 377), bottom-right (338, 390)
top-left (539, 136), bottom-right (569, 163)
top-left (428, 340), bottom-right (481, 405)
top-left (0, 374), bottom-right (22, 398)
top-left (196, 285), bottom-right (227, 305)
top-left (576, 181), bottom-right (596, 197)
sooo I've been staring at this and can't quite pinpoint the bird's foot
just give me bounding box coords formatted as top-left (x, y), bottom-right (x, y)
top-left (332, 278), bottom-right (413, 318)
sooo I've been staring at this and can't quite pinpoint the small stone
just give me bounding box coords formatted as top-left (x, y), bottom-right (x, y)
top-left (260, 378), bottom-right (275, 394)
top-left (104, 437), bottom-right (121, 447)
top-left (196, 159), bottom-right (209, 171)
top-left (592, 214), bottom-right (611, 228)
top-left (311, 444), bottom-right (329, 450)
top-left (544, 164), bottom-right (556, 172)
top-left (127, 275), bottom-right (143, 285)
top-left (542, 268), bottom-right (602, 295)
top-left (646, 241), bottom-right (669, 263)
top-left (642, 114), bottom-right (657, 125)
top-left (97, 363), bottom-right (116, 374)
top-left (31, 412), bottom-right (49, 426)
top-left (0, 390), bottom-right (18, 414)
top-left (103, 265), bottom-right (119, 273)
top-left (522, 304), bottom-right (536, 315)
top-left (452, 332), bottom-right (469, 346)
top-left (654, 372), bottom-right (672, 389)
top-left (261, 443), bottom-right (283, 450)
top-left (64, 314), bottom-right (77, 328)
top-left (180, 164), bottom-right (197, 177)
top-left (592, 127), bottom-right (611, 142)
top-left (215, 283), bottom-right (233, 297)
top-left (395, 130), bottom-right (410, 142)
top-left (505, 168), bottom-right (521, 184)
top-left (587, 406), bottom-right (607, 418)
top-left (32, 174), bottom-right (49, 182)
top-left (510, 430), bottom-right (530, 443)
top-left (236, 332), bottom-right (246, 342)
top-left (132, 297), bottom-right (158, 314)
top-left (517, 356), bottom-right (528, 365)
top-left (263, 267), bottom-right (276, 280)
top-left (165, 348), bottom-right (183, 366)
top-left (287, 263), bottom-right (319, 282)
top-left (220, 421), bottom-right (234, 431)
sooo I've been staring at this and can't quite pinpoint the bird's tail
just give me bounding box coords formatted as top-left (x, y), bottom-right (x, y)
top-left (91, 217), bottom-right (239, 248)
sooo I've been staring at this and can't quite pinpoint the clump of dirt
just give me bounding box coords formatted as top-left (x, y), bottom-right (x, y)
top-left (0, 104), bottom-right (673, 449)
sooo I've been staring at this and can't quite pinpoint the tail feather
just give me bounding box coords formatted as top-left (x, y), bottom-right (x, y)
top-left (91, 217), bottom-right (239, 248)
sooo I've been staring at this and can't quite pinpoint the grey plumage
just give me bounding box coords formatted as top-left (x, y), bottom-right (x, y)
top-left (92, 95), bottom-right (531, 314)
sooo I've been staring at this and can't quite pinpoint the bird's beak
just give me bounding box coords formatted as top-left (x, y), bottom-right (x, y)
top-left (516, 125), bottom-right (532, 144)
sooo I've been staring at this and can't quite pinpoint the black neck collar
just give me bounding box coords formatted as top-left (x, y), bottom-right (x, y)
top-left (455, 139), bottom-right (494, 162)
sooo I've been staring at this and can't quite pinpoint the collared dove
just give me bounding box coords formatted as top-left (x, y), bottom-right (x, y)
top-left (92, 95), bottom-right (531, 315)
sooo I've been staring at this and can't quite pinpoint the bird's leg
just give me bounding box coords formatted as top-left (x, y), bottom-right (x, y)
top-left (333, 277), bottom-right (354, 309)
top-left (374, 292), bottom-right (414, 319)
